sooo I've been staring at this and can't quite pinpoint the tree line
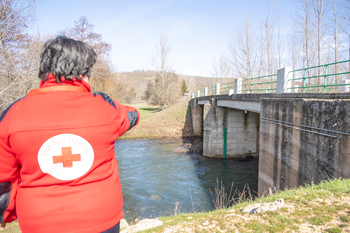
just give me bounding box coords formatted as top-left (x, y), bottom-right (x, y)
top-left (0, 0), bottom-right (187, 113)
top-left (212, 0), bottom-right (350, 86)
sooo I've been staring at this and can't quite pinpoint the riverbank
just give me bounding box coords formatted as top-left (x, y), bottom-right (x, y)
top-left (3, 178), bottom-right (350, 232)
top-left (140, 178), bottom-right (350, 233)
top-left (119, 101), bottom-right (193, 139)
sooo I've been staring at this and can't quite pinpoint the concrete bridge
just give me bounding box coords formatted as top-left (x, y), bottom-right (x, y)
top-left (189, 71), bottom-right (350, 196)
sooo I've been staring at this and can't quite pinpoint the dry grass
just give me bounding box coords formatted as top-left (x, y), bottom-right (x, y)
top-left (120, 101), bottom-right (190, 139)
top-left (209, 178), bottom-right (235, 210)
top-left (142, 178), bottom-right (350, 233)
top-left (1, 221), bottom-right (21, 233)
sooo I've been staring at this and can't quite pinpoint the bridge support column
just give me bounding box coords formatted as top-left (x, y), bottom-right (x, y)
top-left (203, 99), bottom-right (224, 157)
top-left (203, 99), bottom-right (259, 158)
top-left (190, 99), bottom-right (202, 136)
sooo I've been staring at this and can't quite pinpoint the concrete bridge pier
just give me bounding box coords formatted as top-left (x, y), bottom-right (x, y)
top-left (190, 99), bottom-right (202, 137)
top-left (201, 99), bottom-right (259, 159)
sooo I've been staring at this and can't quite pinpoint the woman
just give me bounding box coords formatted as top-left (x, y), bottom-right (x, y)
top-left (0, 37), bottom-right (139, 233)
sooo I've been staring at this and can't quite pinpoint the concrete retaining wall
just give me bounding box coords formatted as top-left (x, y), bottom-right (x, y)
top-left (259, 98), bottom-right (350, 196)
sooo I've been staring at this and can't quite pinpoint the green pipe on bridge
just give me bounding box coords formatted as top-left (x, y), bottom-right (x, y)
top-left (223, 127), bottom-right (227, 159)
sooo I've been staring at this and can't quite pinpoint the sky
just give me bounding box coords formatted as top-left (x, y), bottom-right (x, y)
top-left (33, 0), bottom-right (300, 77)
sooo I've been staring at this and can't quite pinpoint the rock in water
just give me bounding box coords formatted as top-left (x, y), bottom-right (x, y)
top-left (120, 219), bottom-right (163, 233)
top-left (171, 147), bottom-right (189, 154)
top-left (191, 142), bottom-right (203, 153)
top-left (150, 194), bottom-right (161, 201)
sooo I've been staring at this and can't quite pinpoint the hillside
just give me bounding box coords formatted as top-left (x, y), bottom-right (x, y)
top-left (119, 100), bottom-right (192, 139)
top-left (120, 70), bottom-right (234, 102)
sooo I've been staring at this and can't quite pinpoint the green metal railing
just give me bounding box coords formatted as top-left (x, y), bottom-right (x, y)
top-left (208, 86), bottom-right (215, 95)
top-left (221, 82), bottom-right (235, 94)
top-left (191, 60), bottom-right (350, 98)
top-left (243, 74), bottom-right (277, 93)
top-left (288, 60), bottom-right (350, 93)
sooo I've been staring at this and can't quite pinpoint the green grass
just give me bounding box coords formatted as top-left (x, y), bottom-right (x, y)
top-left (245, 221), bottom-right (265, 232)
top-left (309, 215), bottom-right (332, 225)
top-left (325, 227), bottom-right (342, 233)
top-left (3, 179), bottom-right (350, 233)
top-left (131, 104), bottom-right (161, 120)
top-left (340, 215), bottom-right (350, 222)
top-left (120, 101), bottom-right (190, 139)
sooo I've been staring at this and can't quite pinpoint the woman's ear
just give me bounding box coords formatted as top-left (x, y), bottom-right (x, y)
top-left (80, 74), bottom-right (91, 85)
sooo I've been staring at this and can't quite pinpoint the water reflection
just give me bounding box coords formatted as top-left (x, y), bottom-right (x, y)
top-left (115, 139), bottom-right (258, 222)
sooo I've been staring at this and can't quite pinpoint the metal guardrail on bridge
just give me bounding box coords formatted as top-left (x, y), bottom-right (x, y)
top-left (192, 60), bottom-right (350, 98)
top-left (288, 60), bottom-right (350, 93)
top-left (243, 74), bottom-right (277, 93)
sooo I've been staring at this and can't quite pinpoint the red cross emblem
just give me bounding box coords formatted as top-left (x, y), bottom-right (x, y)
top-left (53, 147), bottom-right (81, 168)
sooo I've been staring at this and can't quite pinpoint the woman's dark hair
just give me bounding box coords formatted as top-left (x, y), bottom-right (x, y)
top-left (38, 36), bottom-right (97, 82)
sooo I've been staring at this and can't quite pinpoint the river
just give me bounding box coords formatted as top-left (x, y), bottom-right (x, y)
top-left (115, 139), bottom-right (258, 222)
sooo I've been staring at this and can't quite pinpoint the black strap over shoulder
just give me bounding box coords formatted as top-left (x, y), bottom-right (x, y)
top-left (93, 92), bottom-right (117, 109)
top-left (94, 92), bottom-right (138, 131)
top-left (0, 98), bottom-right (25, 123)
top-left (0, 182), bottom-right (11, 222)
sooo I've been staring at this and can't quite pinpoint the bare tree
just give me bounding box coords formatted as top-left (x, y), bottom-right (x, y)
top-left (312, 0), bottom-right (327, 80)
top-left (289, 26), bottom-right (301, 79)
top-left (299, 0), bottom-right (311, 72)
top-left (145, 33), bottom-right (180, 109)
top-left (333, 0), bottom-right (338, 65)
top-left (277, 0), bottom-right (283, 68)
top-left (291, 0), bottom-right (323, 86)
top-left (211, 54), bottom-right (232, 83)
top-left (59, 16), bottom-right (114, 95)
top-left (259, 0), bottom-right (277, 75)
top-left (330, 0), bottom-right (339, 79)
top-left (339, 0), bottom-right (350, 69)
top-left (110, 72), bottom-right (137, 103)
top-left (59, 16), bottom-right (111, 56)
top-left (0, 0), bottom-right (37, 112)
top-left (229, 18), bottom-right (257, 79)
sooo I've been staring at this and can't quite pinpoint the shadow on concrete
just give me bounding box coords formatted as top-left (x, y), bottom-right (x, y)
top-left (182, 101), bottom-right (194, 138)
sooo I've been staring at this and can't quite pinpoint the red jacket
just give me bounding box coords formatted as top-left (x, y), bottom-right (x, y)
top-left (0, 75), bottom-right (139, 233)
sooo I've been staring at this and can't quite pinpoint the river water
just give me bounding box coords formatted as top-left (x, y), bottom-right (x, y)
top-left (115, 139), bottom-right (258, 222)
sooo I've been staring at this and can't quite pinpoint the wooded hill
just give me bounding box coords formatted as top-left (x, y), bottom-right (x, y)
top-left (119, 70), bottom-right (234, 103)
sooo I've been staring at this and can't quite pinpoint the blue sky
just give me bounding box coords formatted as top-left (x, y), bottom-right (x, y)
top-left (33, 0), bottom-right (299, 77)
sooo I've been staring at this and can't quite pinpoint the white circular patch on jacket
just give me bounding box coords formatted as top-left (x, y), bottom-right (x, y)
top-left (37, 134), bottom-right (94, 180)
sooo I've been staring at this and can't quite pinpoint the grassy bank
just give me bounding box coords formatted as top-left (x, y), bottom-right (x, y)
top-left (3, 179), bottom-right (350, 232)
top-left (120, 101), bottom-right (191, 139)
top-left (143, 178), bottom-right (350, 233)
